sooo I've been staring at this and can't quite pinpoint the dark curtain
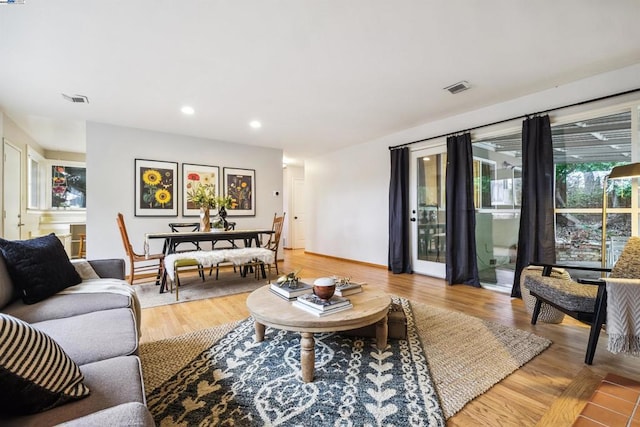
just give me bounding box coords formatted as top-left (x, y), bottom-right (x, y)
top-left (445, 133), bottom-right (480, 286)
top-left (511, 115), bottom-right (556, 297)
top-left (388, 147), bottom-right (412, 274)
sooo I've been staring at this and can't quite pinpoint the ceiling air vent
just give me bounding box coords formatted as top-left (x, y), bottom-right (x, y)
top-left (62, 93), bottom-right (89, 104)
top-left (444, 81), bottom-right (470, 95)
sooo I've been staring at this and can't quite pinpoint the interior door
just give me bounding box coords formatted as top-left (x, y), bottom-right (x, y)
top-left (292, 178), bottom-right (305, 249)
top-left (410, 146), bottom-right (446, 278)
top-left (3, 140), bottom-right (23, 240)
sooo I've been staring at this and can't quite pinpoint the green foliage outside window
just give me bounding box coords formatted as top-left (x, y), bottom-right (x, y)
top-left (555, 162), bottom-right (631, 209)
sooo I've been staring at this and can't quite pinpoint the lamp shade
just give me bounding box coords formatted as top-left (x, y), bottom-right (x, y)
top-left (608, 162), bottom-right (640, 180)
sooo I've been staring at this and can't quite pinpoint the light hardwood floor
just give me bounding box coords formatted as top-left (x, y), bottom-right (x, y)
top-left (140, 249), bottom-right (640, 426)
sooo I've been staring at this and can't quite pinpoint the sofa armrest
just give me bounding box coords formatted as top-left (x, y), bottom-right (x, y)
top-left (88, 259), bottom-right (126, 280)
top-left (56, 402), bottom-right (155, 427)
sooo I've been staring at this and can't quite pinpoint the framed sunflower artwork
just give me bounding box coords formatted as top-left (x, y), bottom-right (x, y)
top-left (182, 163), bottom-right (220, 217)
top-left (134, 159), bottom-right (178, 217)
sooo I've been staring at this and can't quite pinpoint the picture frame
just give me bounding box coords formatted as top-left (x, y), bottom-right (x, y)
top-left (223, 167), bottom-right (256, 216)
top-left (182, 163), bottom-right (220, 217)
top-left (135, 159), bottom-right (178, 217)
top-left (48, 161), bottom-right (87, 209)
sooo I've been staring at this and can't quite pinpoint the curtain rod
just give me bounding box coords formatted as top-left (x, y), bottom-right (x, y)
top-left (388, 87), bottom-right (640, 150)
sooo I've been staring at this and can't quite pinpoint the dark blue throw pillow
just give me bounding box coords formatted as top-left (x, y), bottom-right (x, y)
top-left (0, 234), bottom-right (82, 304)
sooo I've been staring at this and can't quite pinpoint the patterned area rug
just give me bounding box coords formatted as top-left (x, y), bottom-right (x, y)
top-left (141, 298), bottom-right (551, 425)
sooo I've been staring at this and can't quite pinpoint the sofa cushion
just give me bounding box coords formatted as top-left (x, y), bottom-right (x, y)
top-left (71, 259), bottom-right (101, 280)
top-left (610, 236), bottom-right (640, 279)
top-left (3, 356), bottom-right (147, 427)
top-left (0, 314), bottom-right (90, 416)
top-left (32, 308), bottom-right (139, 366)
top-left (0, 255), bottom-right (18, 309)
top-left (0, 234), bottom-right (82, 304)
top-left (2, 292), bottom-right (132, 324)
top-left (523, 275), bottom-right (598, 312)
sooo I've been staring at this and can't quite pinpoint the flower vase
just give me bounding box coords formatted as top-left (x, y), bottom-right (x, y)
top-left (200, 207), bottom-right (211, 232)
top-left (218, 206), bottom-right (229, 230)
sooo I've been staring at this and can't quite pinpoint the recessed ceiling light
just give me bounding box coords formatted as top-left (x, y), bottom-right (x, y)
top-left (249, 120), bottom-right (262, 129)
top-left (181, 106), bottom-right (195, 115)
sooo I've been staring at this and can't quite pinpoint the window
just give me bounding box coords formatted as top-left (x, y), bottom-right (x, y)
top-left (27, 147), bottom-right (45, 209)
top-left (416, 153), bottom-right (446, 263)
top-left (553, 111), bottom-right (632, 267)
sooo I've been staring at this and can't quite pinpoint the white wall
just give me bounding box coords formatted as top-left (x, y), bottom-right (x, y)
top-left (86, 122), bottom-right (283, 264)
top-left (305, 63), bottom-right (640, 267)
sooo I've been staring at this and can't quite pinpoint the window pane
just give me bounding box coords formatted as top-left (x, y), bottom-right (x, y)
top-left (28, 158), bottom-right (39, 209)
top-left (417, 154), bottom-right (446, 263)
top-left (472, 132), bottom-right (522, 291)
top-left (553, 111), bottom-right (632, 209)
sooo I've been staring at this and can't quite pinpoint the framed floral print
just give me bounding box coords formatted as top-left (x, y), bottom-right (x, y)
top-left (223, 167), bottom-right (255, 216)
top-left (135, 159), bottom-right (178, 217)
top-left (49, 161), bottom-right (86, 209)
top-left (182, 163), bottom-right (220, 216)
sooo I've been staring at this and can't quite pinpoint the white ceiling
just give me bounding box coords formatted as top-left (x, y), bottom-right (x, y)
top-left (1, 1), bottom-right (640, 165)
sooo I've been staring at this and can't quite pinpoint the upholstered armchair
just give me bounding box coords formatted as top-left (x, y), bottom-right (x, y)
top-left (523, 236), bottom-right (640, 365)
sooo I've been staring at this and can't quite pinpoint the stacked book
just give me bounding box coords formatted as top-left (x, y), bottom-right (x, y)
top-left (292, 293), bottom-right (353, 316)
top-left (335, 281), bottom-right (364, 296)
top-left (269, 282), bottom-right (313, 301)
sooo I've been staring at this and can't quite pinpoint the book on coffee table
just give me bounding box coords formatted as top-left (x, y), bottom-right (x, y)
top-left (295, 293), bottom-right (351, 311)
top-left (335, 282), bottom-right (364, 296)
top-left (292, 300), bottom-right (353, 316)
top-left (269, 282), bottom-right (313, 300)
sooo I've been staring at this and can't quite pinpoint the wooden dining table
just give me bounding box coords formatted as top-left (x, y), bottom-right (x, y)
top-left (145, 228), bottom-right (274, 256)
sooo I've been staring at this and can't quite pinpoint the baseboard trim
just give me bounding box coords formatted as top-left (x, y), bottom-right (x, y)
top-left (302, 250), bottom-right (387, 270)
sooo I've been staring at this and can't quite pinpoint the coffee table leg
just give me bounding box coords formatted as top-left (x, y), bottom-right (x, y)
top-left (254, 322), bottom-right (265, 342)
top-left (376, 315), bottom-right (388, 350)
top-left (300, 332), bottom-right (315, 383)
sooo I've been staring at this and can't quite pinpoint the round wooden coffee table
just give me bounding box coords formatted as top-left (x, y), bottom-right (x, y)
top-left (246, 284), bottom-right (391, 382)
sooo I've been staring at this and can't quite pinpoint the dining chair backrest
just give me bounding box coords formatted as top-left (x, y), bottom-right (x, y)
top-left (169, 222), bottom-right (201, 251)
top-left (265, 213), bottom-right (286, 252)
top-left (116, 212), bottom-right (165, 285)
top-left (169, 222), bottom-right (200, 233)
top-left (116, 212), bottom-right (136, 258)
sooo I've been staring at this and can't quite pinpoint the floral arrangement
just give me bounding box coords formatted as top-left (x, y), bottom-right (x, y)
top-left (215, 195), bottom-right (233, 209)
top-left (187, 183), bottom-right (217, 209)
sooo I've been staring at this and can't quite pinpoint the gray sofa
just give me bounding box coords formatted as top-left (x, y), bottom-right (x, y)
top-left (0, 257), bottom-right (154, 427)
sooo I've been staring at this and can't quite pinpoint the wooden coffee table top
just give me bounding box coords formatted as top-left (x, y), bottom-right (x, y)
top-left (246, 284), bottom-right (391, 333)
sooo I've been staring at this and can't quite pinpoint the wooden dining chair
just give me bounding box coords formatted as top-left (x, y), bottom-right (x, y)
top-left (168, 222), bottom-right (201, 252)
top-left (248, 212), bottom-right (286, 277)
top-left (116, 212), bottom-right (165, 285)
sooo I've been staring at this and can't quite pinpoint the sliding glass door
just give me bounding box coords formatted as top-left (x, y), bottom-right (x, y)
top-left (410, 146), bottom-right (446, 277)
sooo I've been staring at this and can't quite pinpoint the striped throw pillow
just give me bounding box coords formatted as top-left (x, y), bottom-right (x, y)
top-left (0, 314), bottom-right (90, 415)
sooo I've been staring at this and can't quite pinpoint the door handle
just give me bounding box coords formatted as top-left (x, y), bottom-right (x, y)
top-left (410, 218), bottom-right (416, 222)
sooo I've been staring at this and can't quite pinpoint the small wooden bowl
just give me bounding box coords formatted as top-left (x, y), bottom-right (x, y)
top-left (313, 277), bottom-right (336, 300)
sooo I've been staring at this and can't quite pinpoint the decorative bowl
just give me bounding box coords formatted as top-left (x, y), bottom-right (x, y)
top-left (313, 277), bottom-right (336, 300)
